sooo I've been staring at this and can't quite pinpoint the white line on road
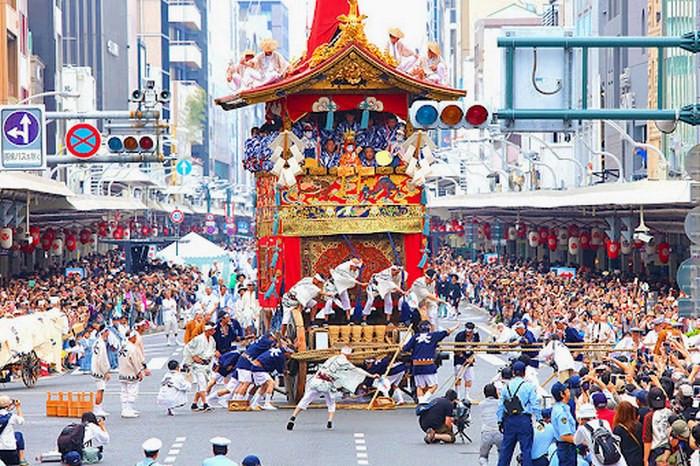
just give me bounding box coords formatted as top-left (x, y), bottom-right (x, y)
top-left (147, 357), bottom-right (168, 370)
top-left (163, 457), bottom-right (176, 464)
top-left (175, 437), bottom-right (186, 442)
top-left (353, 433), bottom-right (369, 465)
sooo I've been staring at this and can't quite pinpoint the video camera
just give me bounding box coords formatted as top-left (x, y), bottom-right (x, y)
top-left (452, 399), bottom-right (472, 443)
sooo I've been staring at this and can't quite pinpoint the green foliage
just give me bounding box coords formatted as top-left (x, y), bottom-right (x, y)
top-left (185, 87), bottom-right (206, 137)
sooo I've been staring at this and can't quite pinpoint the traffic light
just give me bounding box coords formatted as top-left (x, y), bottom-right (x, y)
top-left (106, 135), bottom-right (156, 153)
top-left (409, 101), bottom-right (492, 130)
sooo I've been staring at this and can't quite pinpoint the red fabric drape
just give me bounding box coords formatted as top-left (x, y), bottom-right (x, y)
top-left (286, 93), bottom-right (409, 123)
top-left (306, 0), bottom-right (352, 58)
top-left (403, 233), bottom-right (423, 288)
top-left (280, 236), bottom-right (302, 294)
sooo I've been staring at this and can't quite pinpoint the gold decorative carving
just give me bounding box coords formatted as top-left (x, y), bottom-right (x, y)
top-left (282, 216), bottom-right (423, 237)
top-left (325, 53), bottom-right (383, 87)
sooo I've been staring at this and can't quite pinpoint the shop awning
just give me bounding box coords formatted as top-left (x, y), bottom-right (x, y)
top-left (66, 195), bottom-right (149, 211)
top-left (430, 180), bottom-right (699, 210)
top-left (0, 172), bottom-right (74, 197)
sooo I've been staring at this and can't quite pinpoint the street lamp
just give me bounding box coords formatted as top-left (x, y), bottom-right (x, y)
top-left (17, 90), bottom-right (81, 105)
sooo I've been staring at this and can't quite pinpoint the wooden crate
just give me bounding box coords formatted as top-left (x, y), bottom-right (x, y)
top-left (46, 392), bottom-right (94, 418)
top-left (228, 400), bottom-right (249, 411)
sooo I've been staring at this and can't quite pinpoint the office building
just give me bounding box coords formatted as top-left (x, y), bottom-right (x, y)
top-left (0, 0), bottom-right (30, 104)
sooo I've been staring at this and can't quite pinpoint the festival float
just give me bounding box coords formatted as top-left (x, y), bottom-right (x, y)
top-left (216, 0), bottom-right (465, 402)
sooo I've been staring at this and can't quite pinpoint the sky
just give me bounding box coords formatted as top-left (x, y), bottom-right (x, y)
top-left (285, 0), bottom-right (429, 58)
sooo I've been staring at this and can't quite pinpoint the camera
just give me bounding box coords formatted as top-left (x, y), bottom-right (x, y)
top-left (452, 400), bottom-right (472, 443)
top-left (633, 230), bottom-right (653, 244)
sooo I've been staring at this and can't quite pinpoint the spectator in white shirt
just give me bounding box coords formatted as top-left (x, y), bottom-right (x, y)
top-left (81, 411), bottom-right (110, 462)
top-left (0, 396), bottom-right (25, 466)
top-left (586, 312), bottom-right (616, 344)
top-left (161, 290), bottom-right (179, 346)
top-left (573, 403), bottom-right (627, 466)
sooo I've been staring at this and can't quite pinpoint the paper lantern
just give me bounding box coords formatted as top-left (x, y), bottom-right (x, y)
top-left (123, 227), bottom-right (131, 240)
top-left (151, 226), bottom-right (159, 237)
top-left (45, 228), bottom-right (56, 241)
top-left (0, 228), bottom-right (12, 249)
top-left (51, 238), bottom-right (63, 256)
top-left (591, 228), bottom-right (603, 246)
top-left (579, 231), bottom-right (591, 250)
top-left (97, 222), bottom-right (108, 238)
top-left (657, 242), bottom-right (671, 264)
top-left (568, 236), bottom-right (580, 255)
top-left (547, 233), bottom-right (558, 251)
top-left (538, 227), bottom-right (549, 244)
top-left (28, 225), bottom-right (40, 245)
top-left (567, 224), bottom-right (579, 238)
top-left (528, 231), bottom-right (539, 248)
top-left (113, 227), bottom-right (124, 240)
top-left (162, 226), bottom-right (170, 236)
top-left (79, 229), bottom-right (91, 245)
top-left (606, 240), bottom-right (620, 260)
top-left (65, 234), bottom-right (77, 252)
top-left (40, 233), bottom-right (53, 250)
top-left (507, 226), bottom-right (517, 241)
top-left (557, 228), bottom-right (568, 245)
top-left (140, 224), bottom-right (151, 237)
top-left (516, 222), bottom-right (527, 239)
top-left (620, 239), bottom-right (632, 255)
top-left (90, 233), bottom-right (97, 247)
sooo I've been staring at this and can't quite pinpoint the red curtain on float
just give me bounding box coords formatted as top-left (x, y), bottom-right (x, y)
top-left (258, 236), bottom-right (302, 308)
top-left (403, 233), bottom-right (423, 287)
top-left (280, 236), bottom-right (302, 293)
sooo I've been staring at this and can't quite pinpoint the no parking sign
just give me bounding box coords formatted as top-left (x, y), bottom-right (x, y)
top-left (169, 209), bottom-right (185, 224)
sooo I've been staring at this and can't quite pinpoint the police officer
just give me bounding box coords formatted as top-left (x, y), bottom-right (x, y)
top-left (550, 381), bottom-right (576, 466)
top-left (136, 438), bottom-right (163, 466)
top-left (531, 408), bottom-right (556, 466)
top-left (202, 437), bottom-right (237, 465)
top-left (496, 361), bottom-right (541, 466)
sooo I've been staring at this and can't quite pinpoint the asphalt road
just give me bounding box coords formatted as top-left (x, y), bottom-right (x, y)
top-left (1, 306), bottom-right (541, 466)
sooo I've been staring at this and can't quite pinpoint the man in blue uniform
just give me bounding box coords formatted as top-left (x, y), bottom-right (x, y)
top-left (513, 321), bottom-right (539, 368)
top-left (232, 334), bottom-right (276, 401)
top-left (250, 346), bottom-right (289, 410)
top-left (202, 437), bottom-right (237, 466)
top-left (136, 438), bottom-right (163, 466)
top-left (403, 320), bottom-right (458, 402)
top-left (550, 381), bottom-right (576, 466)
top-left (532, 408), bottom-right (556, 466)
top-left (206, 350), bottom-right (241, 407)
top-left (454, 322), bottom-right (480, 401)
top-left (496, 361), bottom-right (541, 466)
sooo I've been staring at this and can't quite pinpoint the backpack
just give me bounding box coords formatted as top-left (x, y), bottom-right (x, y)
top-left (57, 423), bottom-right (85, 455)
top-left (503, 382), bottom-right (525, 417)
top-left (584, 420), bottom-right (622, 465)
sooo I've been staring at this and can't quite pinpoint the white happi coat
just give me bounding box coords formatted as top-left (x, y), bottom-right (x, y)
top-left (90, 337), bottom-right (111, 379)
top-left (330, 260), bottom-right (360, 295)
top-left (236, 290), bottom-right (260, 328)
top-left (288, 277), bottom-right (322, 308)
top-left (423, 56), bottom-right (448, 84)
top-left (308, 354), bottom-right (369, 395)
top-left (118, 341), bottom-right (145, 383)
top-left (385, 40), bottom-right (419, 73)
top-left (183, 333), bottom-right (216, 368)
top-left (157, 370), bottom-right (191, 409)
top-left (408, 277), bottom-right (434, 308)
top-left (372, 267), bottom-right (405, 298)
top-left (253, 52), bottom-right (289, 84)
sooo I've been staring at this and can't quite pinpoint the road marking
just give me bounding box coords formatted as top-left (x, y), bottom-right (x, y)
top-left (163, 457), bottom-right (176, 464)
top-left (175, 437), bottom-right (186, 442)
top-left (353, 433), bottom-right (369, 465)
top-left (161, 437), bottom-right (186, 465)
top-left (147, 357), bottom-right (168, 370)
top-left (168, 449), bottom-right (180, 455)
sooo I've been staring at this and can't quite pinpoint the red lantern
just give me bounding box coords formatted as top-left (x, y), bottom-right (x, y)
top-left (579, 231), bottom-right (591, 249)
top-left (516, 222), bottom-right (527, 239)
top-left (482, 223), bottom-right (491, 240)
top-left (547, 233), bottom-right (557, 251)
top-left (162, 226), bottom-right (170, 236)
top-left (45, 228), bottom-right (56, 241)
top-left (28, 225), bottom-right (40, 245)
top-left (40, 232), bottom-right (53, 250)
top-left (97, 222), bottom-right (108, 238)
top-left (140, 224), bottom-right (151, 237)
top-left (79, 229), bottom-right (91, 245)
top-left (65, 234), bottom-right (77, 252)
top-left (538, 227), bottom-right (549, 243)
top-left (567, 224), bottom-right (579, 237)
top-left (113, 226), bottom-right (124, 240)
top-left (606, 240), bottom-right (621, 260)
top-left (657, 242), bottom-right (671, 264)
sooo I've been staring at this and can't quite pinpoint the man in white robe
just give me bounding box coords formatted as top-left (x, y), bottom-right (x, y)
top-left (118, 331), bottom-right (147, 418)
top-left (324, 258), bottom-right (366, 322)
top-left (385, 27), bottom-right (419, 73)
top-left (226, 50), bottom-right (263, 91)
top-left (286, 346), bottom-right (377, 431)
top-left (281, 274), bottom-right (329, 336)
top-left (408, 269), bottom-right (448, 329)
top-left (183, 322), bottom-right (217, 412)
top-left (254, 38), bottom-right (289, 85)
top-left (156, 360), bottom-right (191, 416)
top-left (363, 266), bottom-right (407, 323)
top-left (421, 42), bottom-right (448, 85)
top-left (90, 327), bottom-right (111, 417)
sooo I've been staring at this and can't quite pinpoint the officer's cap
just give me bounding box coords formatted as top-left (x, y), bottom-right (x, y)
top-left (210, 436), bottom-right (231, 447)
top-left (142, 437), bottom-right (162, 452)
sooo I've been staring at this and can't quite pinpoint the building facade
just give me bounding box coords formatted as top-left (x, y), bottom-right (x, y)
top-left (0, 0), bottom-right (30, 105)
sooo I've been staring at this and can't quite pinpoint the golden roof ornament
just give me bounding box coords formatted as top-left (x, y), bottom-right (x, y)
top-left (309, 0), bottom-right (398, 68)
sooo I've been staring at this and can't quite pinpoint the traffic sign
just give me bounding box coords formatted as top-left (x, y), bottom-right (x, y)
top-left (66, 123), bottom-right (102, 159)
top-left (0, 105), bottom-right (46, 170)
top-left (685, 145), bottom-right (700, 181)
top-left (176, 159), bottom-right (193, 176)
top-left (169, 209), bottom-right (185, 224)
top-left (205, 213), bottom-right (215, 223)
top-left (685, 206), bottom-right (700, 245)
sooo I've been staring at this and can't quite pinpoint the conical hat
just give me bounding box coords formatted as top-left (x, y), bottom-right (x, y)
top-left (243, 49), bottom-right (255, 57)
top-left (388, 27), bottom-right (405, 39)
top-left (427, 42), bottom-right (441, 56)
top-left (261, 38), bottom-right (278, 53)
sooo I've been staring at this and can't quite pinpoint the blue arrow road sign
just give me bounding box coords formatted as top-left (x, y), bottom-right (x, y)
top-left (176, 159), bottom-right (193, 176)
top-left (0, 105), bottom-right (46, 170)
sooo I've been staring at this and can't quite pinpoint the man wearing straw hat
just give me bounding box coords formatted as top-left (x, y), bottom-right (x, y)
top-left (254, 38), bottom-right (289, 85)
top-left (226, 49), bottom-right (262, 91)
top-left (421, 42), bottom-right (448, 85)
top-left (286, 346), bottom-right (378, 431)
top-left (385, 27), bottom-right (419, 73)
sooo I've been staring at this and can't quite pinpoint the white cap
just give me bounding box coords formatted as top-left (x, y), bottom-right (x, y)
top-left (210, 436), bottom-right (231, 447)
top-left (142, 437), bottom-right (162, 452)
top-left (576, 403), bottom-right (596, 420)
top-left (341, 345), bottom-right (353, 355)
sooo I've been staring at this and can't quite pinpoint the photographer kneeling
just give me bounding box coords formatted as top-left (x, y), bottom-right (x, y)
top-left (58, 412), bottom-right (110, 465)
top-left (417, 389), bottom-right (458, 444)
top-left (0, 396), bottom-right (26, 466)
